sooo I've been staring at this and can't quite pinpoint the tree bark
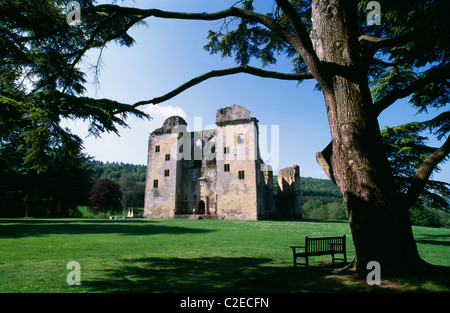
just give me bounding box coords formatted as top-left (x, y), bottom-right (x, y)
top-left (311, 0), bottom-right (424, 272)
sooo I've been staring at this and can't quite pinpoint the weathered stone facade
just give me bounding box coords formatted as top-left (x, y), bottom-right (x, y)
top-left (144, 105), bottom-right (302, 220)
top-left (274, 165), bottom-right (302, 218)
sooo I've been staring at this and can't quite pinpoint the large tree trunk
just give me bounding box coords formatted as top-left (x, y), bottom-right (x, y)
top-left (311, 0), bottom-right (424, 272)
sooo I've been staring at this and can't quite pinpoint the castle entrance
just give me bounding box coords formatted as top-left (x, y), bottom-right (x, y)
top-left (198, 200), bottom-right (206, 214)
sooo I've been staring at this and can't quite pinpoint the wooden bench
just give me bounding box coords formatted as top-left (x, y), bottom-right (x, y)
top-left (290, 235), bottom-right (347, 267)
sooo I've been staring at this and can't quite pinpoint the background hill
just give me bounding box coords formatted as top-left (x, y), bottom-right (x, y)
top-left (89, 160), bottom-right (146, 210)
top-left (89, 162), bottom-right (447, 226)
top-left (274, 175), bottom-right (346, 220)
top-left (90, 161), bottom-right (348, 220)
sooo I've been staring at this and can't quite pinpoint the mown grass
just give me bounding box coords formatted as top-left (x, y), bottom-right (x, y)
top-left (0, 218), bottom-right (448, 293)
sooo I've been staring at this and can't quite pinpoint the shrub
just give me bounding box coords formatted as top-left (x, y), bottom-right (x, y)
top-left (88, 178), bottom-right (123, 215)
top-left (409, 205), bottom-right (450, 228)
top-left (302, 200), bottom-right (347, 220)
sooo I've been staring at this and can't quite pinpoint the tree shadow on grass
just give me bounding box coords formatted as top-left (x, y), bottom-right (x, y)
top-left (82, 257), bottom-right (376, 293)
top-left (0, 219), bottom-right (214, 238)
top-left (416, 233), bottom-right (450, 247)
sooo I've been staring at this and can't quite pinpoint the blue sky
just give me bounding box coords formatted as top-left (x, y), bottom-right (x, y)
top-left (64, 0), bottom-right (449, 183)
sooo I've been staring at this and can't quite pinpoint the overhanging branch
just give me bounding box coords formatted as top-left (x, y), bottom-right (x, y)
top-left (359, 33), bottom-right (413, 58)
top-left (274, 0), bottom-right (320, 64)
top-left (90, 4), bottom-right (320, 83)
top-left (374, 63), bottom-right (450, 116)
top-left (358, 34), bottom-right (400, 46)
top-left (92, 4), bottom-right (261, 21)
top-left (90, 4), bottom-right (293, 45)
top-left (404, 135), bottom-right (450, 209)
top-left (132, 65), bottom-right (313, 107)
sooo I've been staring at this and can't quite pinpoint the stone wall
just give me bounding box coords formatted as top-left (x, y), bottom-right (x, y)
top-left (216, 119), bottom-right (259, 220)
top-left (275, 165), bottom-right (302, 219)
top-left (144, 105), bottom-right (302, 221)
top-left (144, 117), bottom-right (187, 218)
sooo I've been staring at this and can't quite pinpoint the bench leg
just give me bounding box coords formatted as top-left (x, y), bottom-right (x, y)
top-left (305, 256), bottom-right (309, 267)
top-left (291, 248), bottom-right (297, 267)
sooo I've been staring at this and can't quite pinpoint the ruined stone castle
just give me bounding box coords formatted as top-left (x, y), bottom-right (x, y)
top-left (144, 104), bottom-right (301, 220)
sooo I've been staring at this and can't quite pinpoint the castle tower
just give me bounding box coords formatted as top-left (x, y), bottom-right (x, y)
top-left (276, 165), bottom-right (302, 218)
top-left (144, 105), bottom-right (296, 220)
top-left (215, 105), bottom-right (260, 220)
top-left (144, 116), bottom-right (187, 218)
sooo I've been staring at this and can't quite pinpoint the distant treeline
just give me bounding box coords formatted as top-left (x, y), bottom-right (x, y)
top-left (299, 177), bottom-right (343, 204)
top-left (89, 160), bottom-right (146, 211)
top-left (92, 163), bottom-right (343, 213)
top-left (273, 175), bottom-right (343, 203)
top-left (274, 175), bottom-right (448, 226)
top-left (3, 158), bottom-right (446, 227)
top-left (90, 160), bottom-right (146, 183)
top-left (274, 175), bottom-right (346, 220)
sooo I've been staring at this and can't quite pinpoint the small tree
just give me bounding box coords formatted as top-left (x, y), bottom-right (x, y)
top-left (88, 178), bottom-right (123, 216)
top-left (302, 199), bottom-right (328, 219)
top-left (118, 172), bottom-right (145, 210)
top-left (326, 202), bottom-right (347, 220)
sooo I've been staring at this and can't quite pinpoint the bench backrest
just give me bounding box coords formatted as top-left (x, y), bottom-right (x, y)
top-left (305, 235), bottom-right (346, 253)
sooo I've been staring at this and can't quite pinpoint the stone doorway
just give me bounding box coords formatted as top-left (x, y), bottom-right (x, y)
top-left (198, 200), bottom-right (206, 214)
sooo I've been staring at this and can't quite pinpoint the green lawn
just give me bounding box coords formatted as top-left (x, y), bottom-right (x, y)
top-left (0, 218), bottom-right (448, 293)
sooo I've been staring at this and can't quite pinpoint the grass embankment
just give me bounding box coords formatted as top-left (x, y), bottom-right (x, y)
top-left (0, 218), bottom-right (448, 293)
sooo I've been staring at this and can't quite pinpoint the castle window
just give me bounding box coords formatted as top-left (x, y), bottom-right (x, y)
top-left (164, 169), bottom-right (170, 177)
top-left (155, 145), bottom-right (160, 153)
top-left (238, 170), bottom-right (245, 179)
top-left (206, 143), bottom-right (216, 166)
top-left (237, 133), bottom-right (245, 144)
top-left (224, 164), bottom-right (230, 172)
top-left (153, 179), bottom-right (158, 188)
top-left (224, 147), bottom-right (230, 154)
top-left (165, 154), bottom-right (170, 161)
